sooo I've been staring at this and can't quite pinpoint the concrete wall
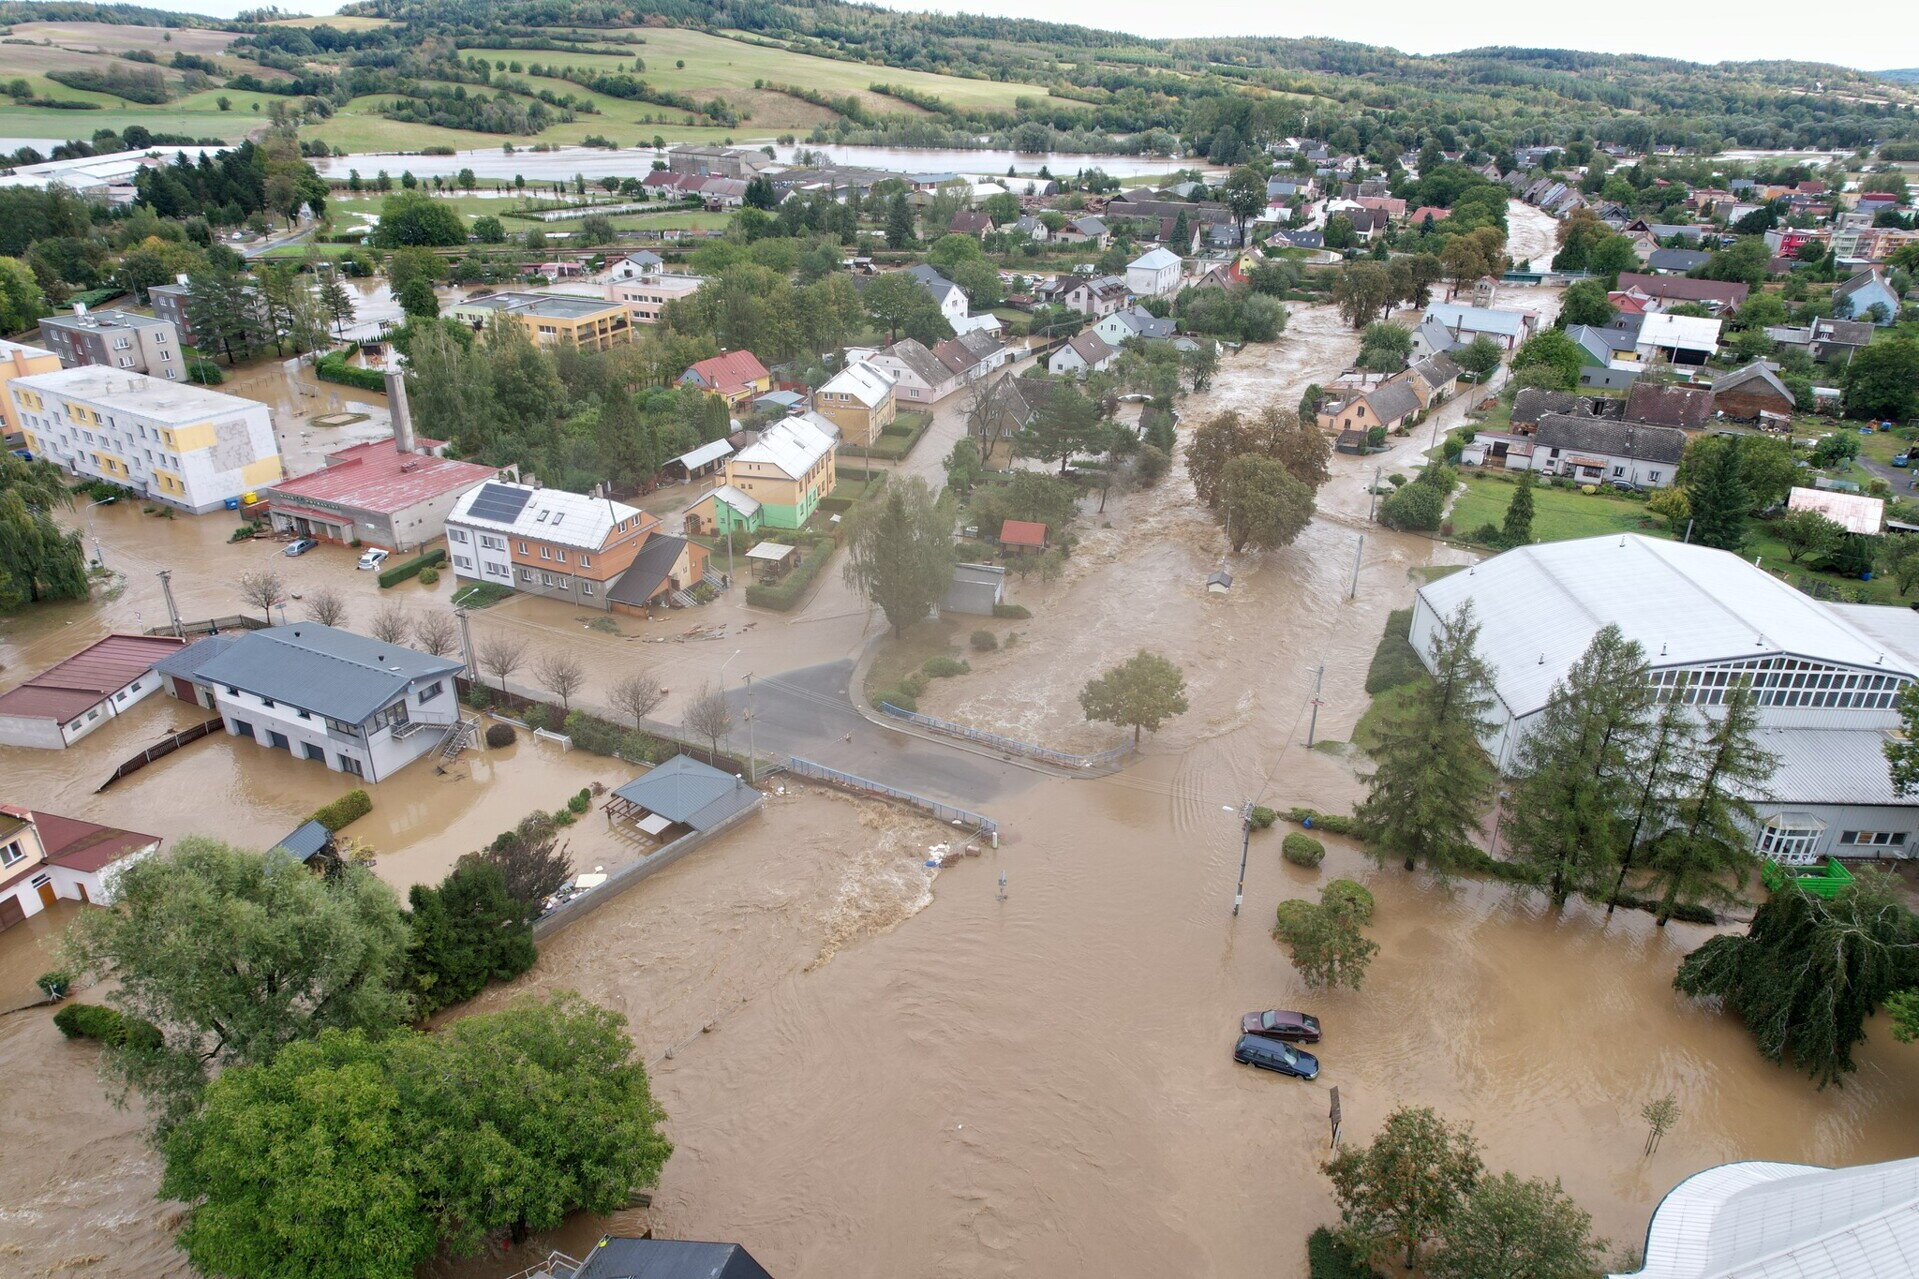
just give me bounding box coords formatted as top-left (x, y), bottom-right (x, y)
top-left (533, 798), bottom-right (764, 940)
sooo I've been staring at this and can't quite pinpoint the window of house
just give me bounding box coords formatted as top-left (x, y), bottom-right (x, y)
top-left (420, 681), bottom-right (443, 703)
top-left (296, 709), bottom-right (310, 720)
top-left (581, 582), bottom-right (594, 596)
top-left (1756, 817), bottom-right (1825, 865)
top-left (1840, 831), bottom-right (1909, 847)
top-left (520, 568), bottom-right (534, 582)
top-left (449, 528), bottom-right (467, 543)
top-left (0, 840), bottom-right (22, 867)
top-left (261, 698), bottom-right (275, 708)
top-left (579, 553), bottom-right (591, 568)
top-left (540, 546), bottom-right (551, 560)
top-left (339, 755), bottom-right (364, 778)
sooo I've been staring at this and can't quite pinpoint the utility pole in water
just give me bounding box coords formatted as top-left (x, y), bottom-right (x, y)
top-left (1348, 534), bottom-right (1364, 600)
top-left (455, 607), bottom-right (476, 681)
top-left (743, 672), bottom-right (757, 785)
top-left (1306, 665), bottom-right (1324, 748)
top-left (156, 569), bottom-right (183, 637)
top-left (1233, 800), bottom-right (1253, 916)
top-left (1367, 465), bottom-right (1381, 522)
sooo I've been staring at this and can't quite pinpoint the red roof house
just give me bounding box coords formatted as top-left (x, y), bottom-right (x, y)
top-left (0, 634), bottom-right (188, 750)
top-left (263, 438), bottom-right (497, 553)
top-left (681, 351), bottom-right (774, 408)
top-left (999, 520), bottom-right (1048, 550)
top-left (0, 802), bottom-right (161, 931)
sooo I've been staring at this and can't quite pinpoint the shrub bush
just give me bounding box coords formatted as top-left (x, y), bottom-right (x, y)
top-left (873, 686), bottom-right (918, 712)
top-left (315, 350), bottom-right (387, 393)
top-left (1307, 1227), bottom-right (1382, 1279)
top-left (53, 1002), bottom-right (164, 1051)
top-left (37, 969), bottom-right (71, 999)
top-left (1249, 805), bottom-right (1277, 830)
top-left (464, 685), bottom-right (492, 709)
top-left (311, 788), bottom-right (372, 832)
top-left (1282, 833), bottom-right (1325, 868)
top-left (993, 602), bottom-right (1031, 619)
top-left (1273, 898), bottom-right (1318, 943)
top-left (923, 654), bottom-right (970, 678)
top-left (1364, 609), bottom-right (1425, 694)
top-left (562, 709), bottom-right (670, 763)
top-left (1448, 843), bottom-right (1540, 884)
top-left (377, 548), bottom-right (447, 589)
top-left (521, 703), bottom-right (551, 732)
top-left (566, 787), bottom-right (591, 814)
top-left (970, 629), bottom-right (998, 652)
top-left (1321, 879), bottom-right (1375, 923)
top-left (485, 722), bottom-right (516, 748)
top-left (1285, 806), bottom-right (1360, 836)
top-left (417, 566), bottom-right (439, 586)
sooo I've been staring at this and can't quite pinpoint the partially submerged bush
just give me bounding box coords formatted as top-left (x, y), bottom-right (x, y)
top-left (1282, 833), bottom-right (1325, 868)
top-left (53, 1002), bottom-right (163, 1052)
top-left (485, 722), bottom-right (516, 748)
top-left (923, 654), bottom-right (970, 678)
top-left (970, 629), bottom-right (998, 652)
top-left (311, 788), bottom-right (372, 832)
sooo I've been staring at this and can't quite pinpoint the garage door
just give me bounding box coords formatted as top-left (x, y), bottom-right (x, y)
top-left (0, 895), bottom-right (23, 933)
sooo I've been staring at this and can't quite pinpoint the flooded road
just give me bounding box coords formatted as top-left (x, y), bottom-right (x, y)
top-left (5, 253), bottom-right (1918, 1279)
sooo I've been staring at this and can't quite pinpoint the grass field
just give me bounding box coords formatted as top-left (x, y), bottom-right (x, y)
top-left (1450, 474), bottom-right (1662, 542)
top-left (304, 107), bottom-right (742, 155)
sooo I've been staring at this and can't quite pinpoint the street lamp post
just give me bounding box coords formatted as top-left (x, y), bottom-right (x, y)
top-left (83, 498), bottom-right (114, 570)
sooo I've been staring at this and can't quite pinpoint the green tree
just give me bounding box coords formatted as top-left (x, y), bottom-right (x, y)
top-left (1427, 1173), bottom-right (1606, 1279)
top-left (1183, 341), bottom-right (1219, 392)
top-left (943, 437), bottom-right (982, 498)
top-left (1454, 335), bottom-right (1502, 381)
top-left (1356, 600), bottom-right (1499, 873)
top-left (981, 191), bottom-right (1020, 225)
top-left (1682, 435), bottom-right (1753, 551)
top-left (186, 266), bottom-right (260, 365)
top-left (863, 271), bottom-right (931, 343)
top-left (1324, 1106), bottom-right (1484, 1270)
top-left (1646, 680), bottom-right (1776, 926)
top-left (1079, 650), bottom-right (1189, 746)
top-left (1499, 469), bottom-right (1535, 546)
top-left (396, 276), bottom-right (439, 318)
top-left (1274, 881), bottom-right (1379, 990)
top-left (1185, 405), bottom-right (1330, 508)
top-left (1557, 278), bottom-right (1614, 328)
top-left (1509, 329), bottom-right (1584, 391)
top-left (1504, 626), bottom-right (1654, 907)
top-left (403, 861), bottom-right (537, 1016)
top-left (0, 253), bottom-right (47, 330)
top-left (0, 457), bottom-right (87, 607)
top-left (1018, 382), bottom-right (1102, 474)
top-left (1676, 870), bottom-right (1918, 1088)
top-left (1842, 338), bottom-right (1919, 422)
top-left (1774, 509), bottom-right (1845, 564)
top-left (61, 838), bottom-right (412, 1131)
top-left (1332, 259), bottom-right (1395, 328)
top-left (1220, 164), bottom-right (1267, 238)
top-left (160, 995), bottom-right (672, 1279)
top-left (884, 192), bottom-right (915, 249)
top-left (370, 191), bottom-right (466, 248)
top-left (471, 214), bottom-right (506, 244)
top-left (317, 269), bottom-right (354, 335)
top-left (1215, 453), bottom-right (1314, 552)
top-left (841, 477), bottom-right (956, 638)
top-left (578, 212), bottom-right (616, 245)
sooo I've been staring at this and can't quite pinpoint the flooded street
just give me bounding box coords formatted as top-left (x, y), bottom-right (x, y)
top-left (6, 203), bottom-right (1917, 1279)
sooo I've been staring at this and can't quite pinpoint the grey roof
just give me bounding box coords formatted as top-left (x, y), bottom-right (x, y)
top-left (1647, 247), bottom-right (1711, 273)
top-left (1534, 413), bottom-right (1687, 466)
top-left (906, 264), bottom-right (962, 304)
top-left (1361, 375), bottom-right (1421, 426)
top-left (1512, 389), bottom-right (1586, 425)
top-left (574, 1238), bottom-right (774, 1279)
top-left (608, 533), bottom-right (690, 606)
top-left (1069, 215), bottom-right (1107, 236)
top-left (1833, 269), bottom-right (1891, 302)
top-left (942, 562), bottom-right (1005, 616)
top-left (271, 819), bottom-right (334, 864)
top-left (1567, 324), bottom-right (1638, 364)
top-left (193, 624), bottom-right (462, 724)
top-left (1108, 306), bottom-right (1175, 339)
top-left (1713, 361), bottom-right (1793, 402)
top-left (882, 338), bottom-right (955, 388)
top-left (1416, 317), bottom-right (1459, 354)
top-left (1409, 352), bottom-right (1459, 389)
top-left (610, 754), bottom-right (760, 831)
top-left (1813, 318), bottom-right (1873, 347)
top-left (152, 633), bottom-right (238, 683)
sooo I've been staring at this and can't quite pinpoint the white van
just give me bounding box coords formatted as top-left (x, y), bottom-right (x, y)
top-left (357, 548), bottom-right (389, 572)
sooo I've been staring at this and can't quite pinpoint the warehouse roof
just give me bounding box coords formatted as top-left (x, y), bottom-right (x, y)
top-left (1416, 536), bottom-right (1918, 719)
top-left (268, 440), bottom-right (494, 517)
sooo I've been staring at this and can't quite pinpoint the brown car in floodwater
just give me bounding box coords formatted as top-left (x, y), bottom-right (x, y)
top-left (1241, 1010), bottom-right (1321, 1043)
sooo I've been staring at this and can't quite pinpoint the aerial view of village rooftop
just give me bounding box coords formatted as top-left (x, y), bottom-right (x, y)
top-left (1, 0), bottom-right (1918, 1275)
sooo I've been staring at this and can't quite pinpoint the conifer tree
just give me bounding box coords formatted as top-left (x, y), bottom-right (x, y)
top-left (1647, 680), bottom-right (1777, 925)
top-left (1500, 469), bottom-right (1535, 547)
top-left (1606, 673), bottom-right (1700, 915)
top-left (1684, 437), bottom-right (1752, 551)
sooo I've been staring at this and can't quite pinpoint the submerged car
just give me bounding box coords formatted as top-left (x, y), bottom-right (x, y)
top-left (1241, 1010), bottom-right (1321, 1043)
top-left (1234, 1033), bottom-right (1319, 1080)
top-left (283, 537), bottom-right (318, 557)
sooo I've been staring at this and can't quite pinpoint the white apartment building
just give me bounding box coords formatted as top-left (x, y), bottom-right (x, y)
top-left (604, 272), bottom-right (703, 323)
top-left (10, 366), bottom-right (283, 513)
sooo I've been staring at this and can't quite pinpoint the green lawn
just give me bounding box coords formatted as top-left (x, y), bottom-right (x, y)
top-left (0, 102), bottom-right (258, 144)
top-left (1450, 474), bottom-right (1662, 542)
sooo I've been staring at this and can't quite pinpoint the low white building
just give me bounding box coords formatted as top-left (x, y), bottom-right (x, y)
top-left (1635, 312), bottom-right (1723, 366)
top-left (1048, 330), bottom-right (1117, 378)
top-left (11, 366), bottom-right (283, 513)
top-left (0, 804), bottom-right (160, 933)
top-left (168, 624), bottom-right (466, 783)
top-left (0, 634), bottom-right (187, 750)
top-left (1126, 247), bottom-right (1183, 298)
top-left (1413, 534), bottom-right (1919, 863)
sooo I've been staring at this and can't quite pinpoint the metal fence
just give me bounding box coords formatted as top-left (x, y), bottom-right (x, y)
top-left (877, 702), bottom-right (1131, 772)
top-left (777, 755), bottom-right (998, 836)
top-left (96, 718), bottom-right (222, 791)
top-left (532, 798), bottom-right (765, 941)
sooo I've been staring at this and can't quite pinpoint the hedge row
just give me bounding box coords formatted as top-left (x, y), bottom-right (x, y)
top-left (561, 709), bottom-right (676, 764)
top-left (53, 1003), bottom-right (164, 1052)
top-left (745, 544), bottom-right (832, 611)
top-left (315, 351), bottom-right (387, 393)
top-left (312, 788), bottom-right (372, 832)
top-left (1285, 806), bottom-right (1360, 837)
top-left (378, 548), bottom-right (446, 589)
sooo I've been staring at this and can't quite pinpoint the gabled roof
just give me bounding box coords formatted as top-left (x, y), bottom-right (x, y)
top-left (1358, 375), bottom-right (1421, 426)
top-left (875, 338), bottom-right (954, 388)
top-left (1535, 413), bottom-right (1687, 465)
top-left (1626, 382), bottom-right (1715, 430)
top-left (1568, 324), bottom-right (1639, 364)
top-left (1646, 247), bottom-right (1711, 273)
top-left (1833, 268), bottom-right (1892, 301)
top-left (1059, 330), bottom-right (1114, 367)
top-left (0, 634), bottom-right (188, 723)
top-left (193, 624), bottom-right (462, 724)
top-left (1105, 306), bottom-right (1175, 339)
top-left (608, 533), bottom-right (692, 605)
top-left (906, 263), bottom-right (964, 304)
top-left (1712, 361), bottom-right (1793, 402)
top-left (818, 362), bottom-right (895, 408)
top-left (449, 482), bottom-right (651, 551)
top-left (153, 633), bottom-right (240, 685)
top-left (1129, 247), bottom-right (1181, 271)
top-left (30, 810), bottom-right (159, 872)
top-left (731, 416), bottom-right (834, 480)
top-left (1616, 272), bottom-right (1749, 309)
top-left (1637, 312), bottom-right (1723, 352)
top-left (1069, 215), bottom-right (1108, 236)
top-left (1423, 302), bottom-right (1528, 339)
top-left (702, 483), bottom-right (761, 518)
top-left (1000, 519), bottom-right (1047, 548)
top-left (609, 756), bottom-right (760, 832)
top-left (683, 350), bottom-right (771, 396)
top-left (1408, 352), bottom-right (1459, 390)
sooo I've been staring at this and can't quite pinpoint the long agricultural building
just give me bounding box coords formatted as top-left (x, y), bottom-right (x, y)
top-left (1413, 534), bottom-right (1919, 864)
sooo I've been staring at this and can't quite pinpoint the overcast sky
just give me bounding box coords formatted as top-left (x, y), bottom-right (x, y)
top-left (155, 0), bottom-right (1917, 69)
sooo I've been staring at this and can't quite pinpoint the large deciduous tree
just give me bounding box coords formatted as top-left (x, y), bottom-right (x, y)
top-left (1426, 1172), bottom-right (1607, 1279)
top-left (61, 838), bottom-right (412, 1131)
top-left (0, 457), bottom-right (87, 607)
top-left (1324, 1105), bottom-right (1484, 1270)
top-left (841, 477), bottom-right (956, 638)
top-left (1356, 601), bottom-right (1499, 873)
top-left (1215, 453), bottom-right (1314, 552)
top-left (160, 995), bottom-right (672, 1279)
top-left (370, 190), bottom-right (467, 248)
top-left (1079, 650), bottom-right (1189, 746)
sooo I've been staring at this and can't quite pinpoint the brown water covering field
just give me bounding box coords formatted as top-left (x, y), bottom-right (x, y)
top-left (3, 204), bottom-right (1916, 1278)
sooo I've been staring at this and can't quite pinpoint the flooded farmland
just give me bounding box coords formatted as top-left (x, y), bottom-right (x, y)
top-left (3, 203), bottom-right (1917, 1279)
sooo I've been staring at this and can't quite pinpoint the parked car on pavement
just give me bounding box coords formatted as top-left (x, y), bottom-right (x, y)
top-left (1234, 1034), bottom-right (1319, 1079)
top-left (283, 537), bottom-right (318, 557)
top-left (1241, 1010), bottom-right (1321, 1043)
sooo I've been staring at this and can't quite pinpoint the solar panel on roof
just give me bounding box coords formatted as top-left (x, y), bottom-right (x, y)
top-left (467, 483), bottom-right (532, 524)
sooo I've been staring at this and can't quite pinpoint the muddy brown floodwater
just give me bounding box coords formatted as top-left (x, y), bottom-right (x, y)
top-left (4, 222), bottom-right (1917, 1278)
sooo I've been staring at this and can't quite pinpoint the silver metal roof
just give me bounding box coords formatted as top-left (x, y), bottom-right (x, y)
top-left (1418, 536), bottom-right (1919, 719)
top-left (193, 624), bottom-right (462, 724)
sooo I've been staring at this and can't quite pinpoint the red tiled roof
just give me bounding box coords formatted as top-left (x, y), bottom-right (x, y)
top-left (265, 440), bottom-right (494, 517)
top-left (684, 350), bottom-right (770, 397)
top-left (1409, 206), bottom-right (1451, 223)
top-left (1000, 519), bottom-right (1047, 548)
top-left (32, 810), bottom-right (158, 872)
top-left (0, 634), bottom-right (186, 723)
